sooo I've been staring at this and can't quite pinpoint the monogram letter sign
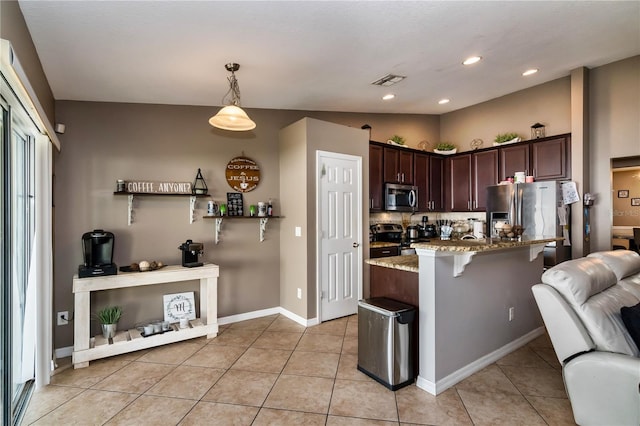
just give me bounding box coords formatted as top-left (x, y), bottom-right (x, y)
top-left (163, 292), bottom-right (196, 323)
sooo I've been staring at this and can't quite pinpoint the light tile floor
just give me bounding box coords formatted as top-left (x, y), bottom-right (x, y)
top-left (22, 314), bottom-right (576, 425)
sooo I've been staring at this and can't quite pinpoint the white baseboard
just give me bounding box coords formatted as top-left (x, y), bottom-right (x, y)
top-left (278, 307), bottom-right (319, 327)
top-left (55, 346), bottom-right (73, 359)
top-left (416, 326), bottom-right (545, 395)
top-left (55, 307), bottom-right (319, 358)
top-left (217, 306), bottom-right (281, 325)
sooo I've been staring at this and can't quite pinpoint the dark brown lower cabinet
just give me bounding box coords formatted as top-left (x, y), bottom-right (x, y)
top-left (370, 246), bottom-right (400, 258)
top-left (369, 265), bottom-right (419, 376)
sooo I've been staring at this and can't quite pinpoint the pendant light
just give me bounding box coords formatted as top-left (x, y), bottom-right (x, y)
top-left (209, 63), bottom-right (256, 131)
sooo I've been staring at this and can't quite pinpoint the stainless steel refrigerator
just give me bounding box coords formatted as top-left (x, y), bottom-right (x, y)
top-left (486, 181), bottom-right (571, 267)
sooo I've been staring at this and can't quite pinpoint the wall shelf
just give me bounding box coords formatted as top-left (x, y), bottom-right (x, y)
top-left (202, 215), bottom-right (281, 244)
top-left (114, 192), bottom-right (209, 225)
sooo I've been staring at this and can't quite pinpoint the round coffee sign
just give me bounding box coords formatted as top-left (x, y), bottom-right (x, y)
top-left (225, 156), bottom-right (260, 192)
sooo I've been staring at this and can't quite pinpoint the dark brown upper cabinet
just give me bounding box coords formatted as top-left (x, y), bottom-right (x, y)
top-left (369, 144), bottom-right (384, 211)
top-left (415, 153), bottom-right (444, 212)
top-left (499, 134), bottom-right (570, 181)
top-left (383, 147), bottom-right (414, 184)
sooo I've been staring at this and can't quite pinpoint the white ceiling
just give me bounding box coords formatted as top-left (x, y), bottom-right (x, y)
top-left (18, 0), bottom-right (640, 115)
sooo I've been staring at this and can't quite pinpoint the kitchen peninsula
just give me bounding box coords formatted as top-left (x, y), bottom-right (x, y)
top-left (366, 237), bottom-right (561, 395)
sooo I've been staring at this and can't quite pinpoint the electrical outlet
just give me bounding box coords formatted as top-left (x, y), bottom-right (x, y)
top-left (57, 311), bottom-right (69, 326)
top-left (297, 288), bottom-right (302, 299)
top-left (508, 307), bottom-right (515, 322)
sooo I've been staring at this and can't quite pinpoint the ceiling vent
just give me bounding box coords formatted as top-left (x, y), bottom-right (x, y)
top-left (371, 73), bottom-right (406, 87)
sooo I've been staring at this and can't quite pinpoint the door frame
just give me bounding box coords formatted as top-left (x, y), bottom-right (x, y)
top-left (315, 150), bottom-right (363, 322)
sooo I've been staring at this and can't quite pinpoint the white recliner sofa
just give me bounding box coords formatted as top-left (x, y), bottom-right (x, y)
top-left (532, 250), bottom-right (640, 426)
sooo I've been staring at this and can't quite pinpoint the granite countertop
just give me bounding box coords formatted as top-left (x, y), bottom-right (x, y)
top-left (370, 241), bottom-right (401, 249)
top-left (366, 237), bottom-right (563, 272)
top-left (410, 237), bottom-right (563, 252)
top-left (366, 255), bottom-right (418, 273)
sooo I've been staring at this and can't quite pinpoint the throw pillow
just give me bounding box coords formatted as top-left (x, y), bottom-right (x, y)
top-left (621, 302), bottom-right (640, 350)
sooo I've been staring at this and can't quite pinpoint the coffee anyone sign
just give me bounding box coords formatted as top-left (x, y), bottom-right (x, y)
top-left (124, 181), bottom-right (193, 194)
top-left (225, 156), bottom-right (261, 192)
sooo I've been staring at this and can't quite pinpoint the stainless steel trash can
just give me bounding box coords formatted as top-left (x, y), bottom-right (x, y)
top-left (357, 297), bottom-right (416, 390)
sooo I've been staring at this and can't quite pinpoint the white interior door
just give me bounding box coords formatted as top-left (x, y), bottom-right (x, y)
top-left (317, 151), bottom-right (362, 322)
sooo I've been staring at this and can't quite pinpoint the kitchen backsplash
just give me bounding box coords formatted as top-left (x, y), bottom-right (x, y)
top-left (370, 211), bottom-right (485, 228)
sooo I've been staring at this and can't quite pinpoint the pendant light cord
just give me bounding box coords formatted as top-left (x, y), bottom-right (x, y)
top-left (222, 72), bottom-right (242, 107)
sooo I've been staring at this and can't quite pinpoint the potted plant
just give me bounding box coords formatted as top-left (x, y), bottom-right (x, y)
top-left (95, 305), bottom-right (123, 339)
top-left (493, 132), bottom-right (521, 146)
top-left (434, 142), bottom-right (457, 154)
top-left (387, 135), bottom-right (406, 146)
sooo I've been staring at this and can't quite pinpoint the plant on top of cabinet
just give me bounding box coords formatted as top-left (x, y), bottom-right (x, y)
top-left (493, 132), bottom-right (521, 146)
top-left (387, 135), bottom-right (406, 146)
top-left (434, 142), bottom-right (457, 154)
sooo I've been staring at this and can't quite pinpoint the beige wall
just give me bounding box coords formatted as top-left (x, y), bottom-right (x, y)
top-left (589, 56), bottom-right (640, 250)
top-left (279, 118), bottom-right (369, 320)
top-left (54, 102), bottom-right (433, 348)
top-left (0, 0), bottom-right (55, 124)
top-left (279, 120), bottom-right (309, 318)
top-left (440, 77), bottom-right (571, 151)
top-left (304, 118), bottom-right (370, 319)
top-left (305, 112), bottom-right (439, 150)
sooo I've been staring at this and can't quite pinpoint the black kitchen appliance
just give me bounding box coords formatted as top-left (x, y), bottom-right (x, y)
top-left (78, 229), bottom-right (117, 278)
top-left (421, 224), bottom-right (438, 238)
top-left (178, 239), bottom-right (204, 267)
top-left (370, 223), bottom-right (403, 243)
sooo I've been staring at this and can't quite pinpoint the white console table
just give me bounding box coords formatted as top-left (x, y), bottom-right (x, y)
top-left (72, 263), bottom-right (219, 368)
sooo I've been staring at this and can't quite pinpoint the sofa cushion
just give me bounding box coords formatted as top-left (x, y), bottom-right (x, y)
top-left (588, 250), bottom-right (640, 280)
top-left (621, 303), bottom-right (640, 351)
top-left (577, 285), bottom-right (640, 356)
top-left (542, 256), bottom-right (640, 356)
top-left (619, 275), bottom-right (640, 299)
top-left (542, 257), bottom-right (618, 305)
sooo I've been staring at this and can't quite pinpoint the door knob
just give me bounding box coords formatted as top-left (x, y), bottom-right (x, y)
top-left (353, 242), bottom-right (360, 248)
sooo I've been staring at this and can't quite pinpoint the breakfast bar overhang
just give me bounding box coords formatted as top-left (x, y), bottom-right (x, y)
top-left (368, 237), bottom-right (563, 396)
top-left (414, 238), bottom-right (563, 395)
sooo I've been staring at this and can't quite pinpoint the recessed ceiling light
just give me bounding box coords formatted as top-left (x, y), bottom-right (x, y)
top-left (382, 93), bottom-right (395, 100)
top-left (463, 56), bottom-right (482, 65)
top-left (438, 99), bottom-right (450, 105)
top-left (522, 69), bottom-right (539, 76)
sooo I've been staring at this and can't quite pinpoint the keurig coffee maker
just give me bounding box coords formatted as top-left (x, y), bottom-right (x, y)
top-left (78, 229), bottom-right (117, 278)
top-left (178, 239), bottom-right (203, 267)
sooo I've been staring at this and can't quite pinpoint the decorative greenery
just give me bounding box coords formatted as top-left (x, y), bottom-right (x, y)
top-left (494, 132), bottom-right (520, 143)
top-left (435, 142), bottom-right (456, 151)
top-left (388, 135), bottom-right (405, 145)
top-left (94, 306), bottom-right (123, 324)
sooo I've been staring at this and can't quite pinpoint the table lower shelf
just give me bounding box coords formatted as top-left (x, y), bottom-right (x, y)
top-left (72, 319), bottom-right (218, 368)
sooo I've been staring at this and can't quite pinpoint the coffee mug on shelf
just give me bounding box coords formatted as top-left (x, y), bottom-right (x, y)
top-left (257, 202), bottom-right (267, 217)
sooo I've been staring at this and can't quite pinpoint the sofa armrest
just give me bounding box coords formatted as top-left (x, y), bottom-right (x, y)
top-left (532, 284), bottom-right (594, 363)
top-left (564, 351), bottom-right (640, 426)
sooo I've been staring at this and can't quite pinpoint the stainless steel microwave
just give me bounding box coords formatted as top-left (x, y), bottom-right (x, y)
top-left (384, 183), bottom-right (418, 212)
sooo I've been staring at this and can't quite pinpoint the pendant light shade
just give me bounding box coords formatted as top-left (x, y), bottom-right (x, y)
top-left (209, 63), bottom-right (256, 131)
top-left (209, 105), bottom-right (256, 131)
